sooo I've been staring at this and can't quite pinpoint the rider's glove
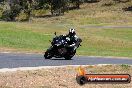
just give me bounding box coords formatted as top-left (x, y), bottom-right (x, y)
top-left (69, 43), bottom-right (75, 47)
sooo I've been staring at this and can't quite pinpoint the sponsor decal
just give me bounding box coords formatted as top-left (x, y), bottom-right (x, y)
top-left (76, 66), bottom-right (131, 85)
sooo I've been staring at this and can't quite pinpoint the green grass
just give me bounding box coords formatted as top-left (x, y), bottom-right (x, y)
top-left (0, 29), bottom-right (51, 50)
top-left (0, 21), bottom-right (132, 57)
top-left (77, 26), bottom-right (132, 57)
top-left (0, 22), bottom-right (52, 51)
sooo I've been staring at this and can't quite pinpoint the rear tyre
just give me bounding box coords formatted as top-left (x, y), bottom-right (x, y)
top-left (44, 51), bottom-right (52, 59)
top-left (64, 56), bottom-right (72, 60)
top-left (64, 50), bottom-right (76, 60)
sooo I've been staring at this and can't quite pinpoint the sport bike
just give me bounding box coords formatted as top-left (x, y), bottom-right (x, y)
top-left (44, 32), bottom-right (82, 60)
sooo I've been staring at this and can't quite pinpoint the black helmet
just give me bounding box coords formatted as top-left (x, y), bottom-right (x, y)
top-left (69, 28), bottom-right (76, 36)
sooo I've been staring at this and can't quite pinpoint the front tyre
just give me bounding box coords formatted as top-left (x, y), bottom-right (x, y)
top-left (44, 51), bottom-right (52, 59)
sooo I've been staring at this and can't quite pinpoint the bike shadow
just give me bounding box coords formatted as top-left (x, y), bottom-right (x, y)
top-left (51, 58), bottom-right (73, 60)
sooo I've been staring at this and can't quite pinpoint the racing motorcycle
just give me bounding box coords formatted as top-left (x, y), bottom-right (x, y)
top-left (44, 32), bottom-right (82, 60)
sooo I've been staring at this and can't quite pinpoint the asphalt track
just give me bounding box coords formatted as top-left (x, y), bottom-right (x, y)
top-left (0, 53), bottom-right (132, 69)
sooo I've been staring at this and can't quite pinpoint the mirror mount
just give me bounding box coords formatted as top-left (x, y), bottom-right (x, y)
top-left (49, 40), bottom-right (51, 42)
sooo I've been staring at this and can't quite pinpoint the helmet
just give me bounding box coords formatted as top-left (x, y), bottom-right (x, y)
top-left (69, 28), bottom-right (76, 36)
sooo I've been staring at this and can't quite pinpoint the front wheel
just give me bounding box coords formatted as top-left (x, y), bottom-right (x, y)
top-left (44, 51), bottom-right (52, 59)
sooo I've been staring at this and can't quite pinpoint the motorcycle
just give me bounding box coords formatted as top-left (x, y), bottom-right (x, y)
top-left (44, 32), bottom-right (82, 60)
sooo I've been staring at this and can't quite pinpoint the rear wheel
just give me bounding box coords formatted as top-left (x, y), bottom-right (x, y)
top-left (64, 56), bottom-right (72, 60)
top-left (64, 52), bottom-right (75, 60)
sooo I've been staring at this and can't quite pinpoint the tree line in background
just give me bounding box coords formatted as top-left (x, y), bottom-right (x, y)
top-left (0, 0), bottom-right (128, 21)
top-left (0, 0), bottom-right (130, 21)
top-left (0, 0), bottom-right (90, 21)
top-left (0, 0), bottom-right (101, 21)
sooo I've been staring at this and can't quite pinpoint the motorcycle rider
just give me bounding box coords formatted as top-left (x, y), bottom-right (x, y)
top-left (44, 28), bottom-right (82, 59)
top-left (63, 28), bottom-right (82, 52)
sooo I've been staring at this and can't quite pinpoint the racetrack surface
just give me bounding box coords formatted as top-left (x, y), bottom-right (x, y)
top-left (0, 53), bottom-right (132, 69)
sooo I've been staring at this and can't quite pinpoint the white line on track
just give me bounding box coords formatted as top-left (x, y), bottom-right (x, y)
top-left (0, 64), bottom-right (131, 73)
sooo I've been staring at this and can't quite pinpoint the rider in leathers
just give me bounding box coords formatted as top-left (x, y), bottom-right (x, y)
top-left (62, 28), bottom-right (82, 52)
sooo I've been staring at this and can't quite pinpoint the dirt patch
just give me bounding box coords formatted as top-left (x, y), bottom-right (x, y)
top-left (0, 47), bottom-right (43, 54)
top-left (0, 65), bottom-right (131, 88)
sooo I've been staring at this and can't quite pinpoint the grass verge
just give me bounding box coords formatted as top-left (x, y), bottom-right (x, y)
top-left (0, 21), bottom-right (132, 57)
